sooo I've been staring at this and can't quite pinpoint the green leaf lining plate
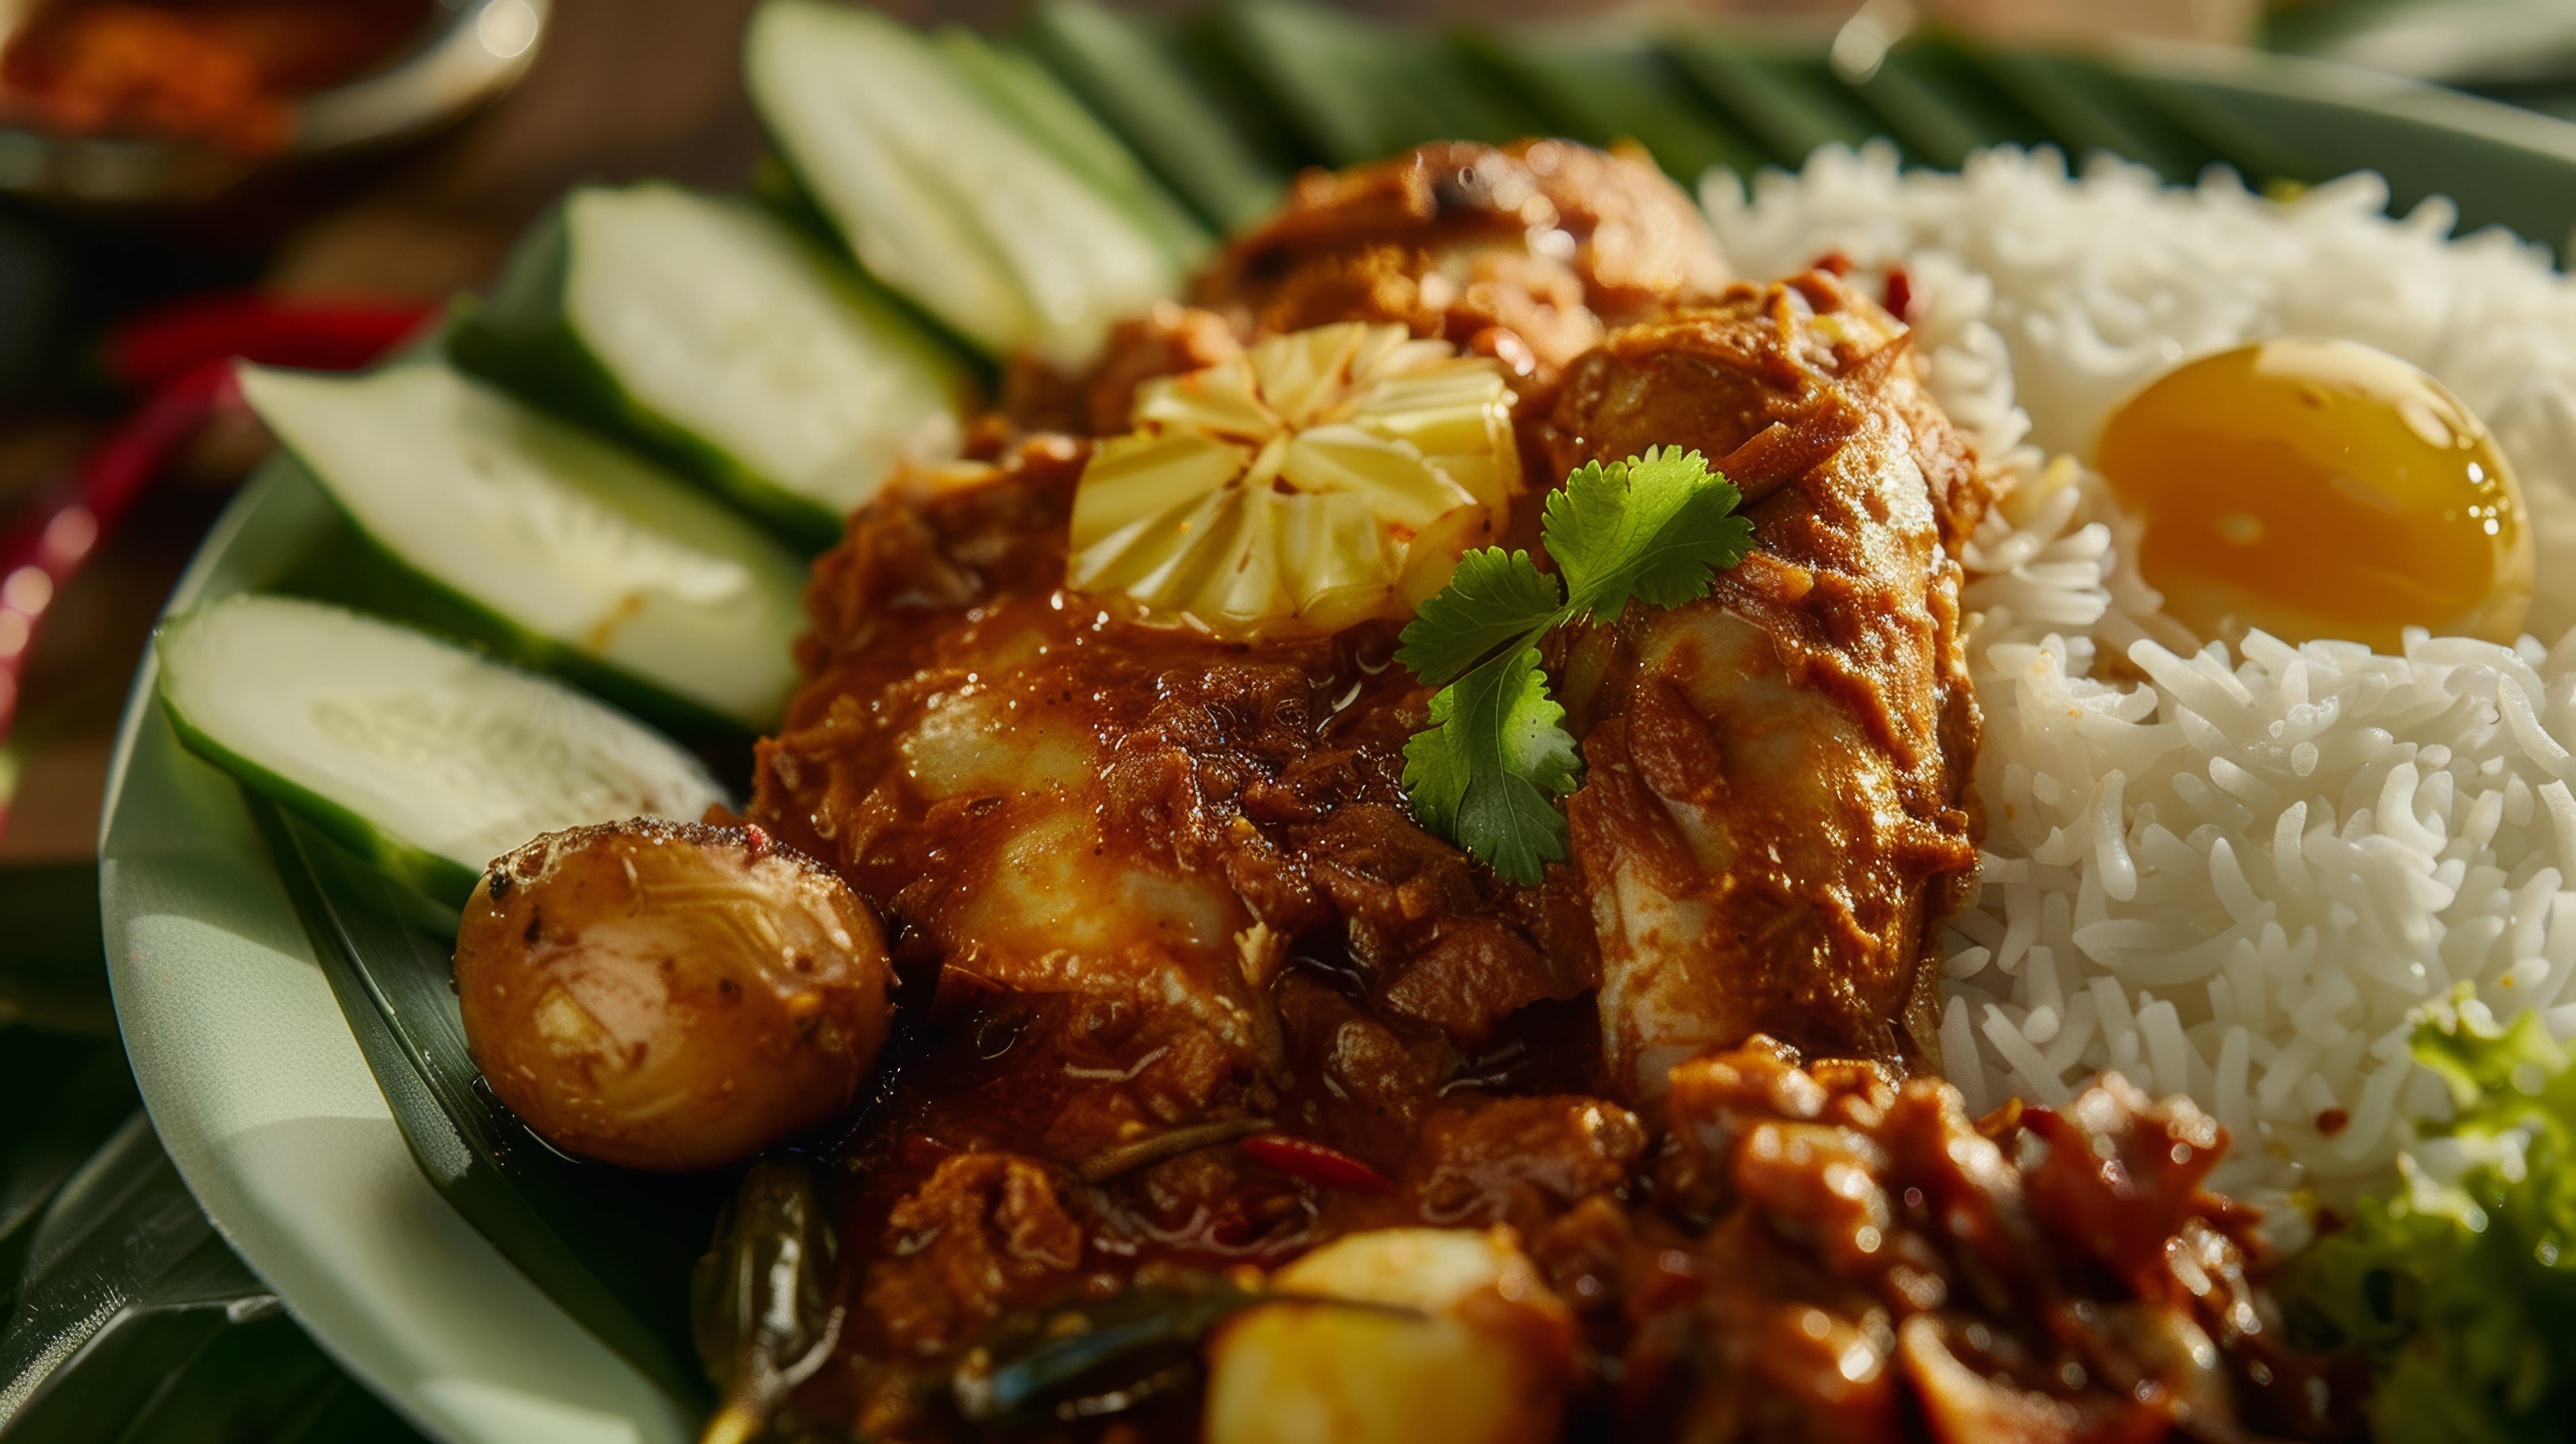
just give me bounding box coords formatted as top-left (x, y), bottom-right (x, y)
top-left (92, 8), bottom-right (2576, 1441)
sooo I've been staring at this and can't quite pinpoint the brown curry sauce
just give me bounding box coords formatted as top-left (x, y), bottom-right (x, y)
top-left (738, 142), bottom-right (2361, 1442)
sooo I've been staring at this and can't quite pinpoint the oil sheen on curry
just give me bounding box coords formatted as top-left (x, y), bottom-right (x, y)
top-left (454, 141), bottom-right (2345, 1444)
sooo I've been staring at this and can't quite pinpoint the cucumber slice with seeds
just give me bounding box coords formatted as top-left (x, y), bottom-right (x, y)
top-left (238, 360), bottom-right (806, 733)
top-left (158, 595), bottom-right (725, 907)
top-left (452, 182), bottom-right (974, 553)
top-left (745, 0), bottom-right (1182, 373)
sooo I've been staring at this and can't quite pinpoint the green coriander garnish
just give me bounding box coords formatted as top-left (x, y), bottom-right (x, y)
top-left (1396, 447), bottom-right (1754, 883)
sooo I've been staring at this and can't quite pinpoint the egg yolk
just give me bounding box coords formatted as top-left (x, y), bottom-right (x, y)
top-left (2096, 337), bottom-right (2533, 652)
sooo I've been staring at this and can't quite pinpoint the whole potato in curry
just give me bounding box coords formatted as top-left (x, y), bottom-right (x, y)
top-left (454, 818), bottom-right (893, 1171)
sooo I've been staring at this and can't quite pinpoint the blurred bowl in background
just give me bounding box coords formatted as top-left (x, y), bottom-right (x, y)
top-left (0, 0), bottom-right (548, 206)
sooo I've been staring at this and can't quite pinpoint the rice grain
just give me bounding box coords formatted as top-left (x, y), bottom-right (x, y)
top-left (1707, 142), bottom-right (2576, 1218)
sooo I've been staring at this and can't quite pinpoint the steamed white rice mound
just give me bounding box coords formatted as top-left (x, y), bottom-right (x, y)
top-left (1703, 142), bottom-right (2576, 1225)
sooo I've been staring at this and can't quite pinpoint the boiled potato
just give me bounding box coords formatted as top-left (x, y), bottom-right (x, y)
top-left (1204, 1228), bottom-right (1574, 1444)
top-left (454, 818), bottom-right (893, 1171)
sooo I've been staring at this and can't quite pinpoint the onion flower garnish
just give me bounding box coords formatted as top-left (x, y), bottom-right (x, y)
top-left (1067, 321), bottom-right (1519, 637)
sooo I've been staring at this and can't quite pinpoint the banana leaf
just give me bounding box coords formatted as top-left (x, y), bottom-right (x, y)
top-left (1, 1115), bottom-right (211, 1420)
top-left (68, 1294), bottom-right (423, 1444)
top-left (1961, 45), bottom-right (2220, 183)
top-left (1167, 9), bottom-right (1324, 177)
top-left (2106, 45), bottom-right (2576, 244)
top-left (1454, 24), bottom-right (1770, 184)
top-left (1662, 31), bottom-right (1908, 169)
top-left (0, 918), bottom-right (145, 1321)
top-left (1842, 31), bottom-right (2058, 171)
top-left (0, 876), bottom-right (429, 1441)
top-left (0, 1104), bottom-right (427, 1443)
top-left (1020, 0), bottom-right (1290, 234)
top-left (5, 1231), bottom-right (417, 1444)
top-left (246, 794), bottom-right (731, 1422)
top-left (2060, 50), bottom-right (2322, 192)
top-left (1216, 0), bottom-right (1549, 167)
top-left (0, 1027), bottom-right (142, 1312)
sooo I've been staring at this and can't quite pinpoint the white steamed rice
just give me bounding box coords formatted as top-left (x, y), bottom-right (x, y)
top-left (1701, 142), bottom-right (2576, 1225)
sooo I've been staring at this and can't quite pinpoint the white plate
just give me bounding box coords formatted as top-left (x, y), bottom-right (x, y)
top-left (97, 464), bottom-right (690, 1444)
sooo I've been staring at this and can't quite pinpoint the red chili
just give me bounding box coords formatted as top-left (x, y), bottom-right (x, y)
top-left (1238, 1133), bottom-right (1394, 1194)
top-left (0, 358), bottom-right (239, 742)
top-left (1883, 266), bottom-right (1915, 323)
top-left (1810, 250), bottom-right (1854, 278)
top-left (0, 292), bottom-right (426, 837)
top-left (104, 292), bottom-right (436, 389)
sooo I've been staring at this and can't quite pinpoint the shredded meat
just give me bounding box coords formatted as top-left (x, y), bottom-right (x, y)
top-left (1197, 138), bottom-right (1730, 402)
top-left (1547, 273), bottom-right (1989, 1092)
top-left (863, 1151), bottom-right (1086, 1357)
top-left (1002, 138), bottom-right (1729, 442)
top-left (1398, 1095), bottom-right (1647, 1237)
top-left (1598, 1041), bottom-right (2351, 1443)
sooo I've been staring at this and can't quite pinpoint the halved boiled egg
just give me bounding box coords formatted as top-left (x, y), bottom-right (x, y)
top-left (1067, 321), bottom-right (1518, 638)
top-left (2097, 336), bottom-right (2534, 652)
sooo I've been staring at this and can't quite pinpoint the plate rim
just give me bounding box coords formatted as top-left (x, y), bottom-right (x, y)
top-left (95, 465), bottom-right (690, 1444)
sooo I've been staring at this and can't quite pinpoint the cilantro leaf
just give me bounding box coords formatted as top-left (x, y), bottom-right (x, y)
top-left (1474, 653), bottom-right (1580, 884)
top-left (1491, 648), bottom-right (1582, 796)
top-left (1461, 770), bottom-right (1571, 886)
top-left (1395, 448), bottom-right (1753, 881)
top-left (1394, 548), bottom-right (1561, 687)
top-left (1543, 446), bottom-right (1755, 626)
top-left (1401, 651), bottom-right (1572, 883)
top-left (1400, 686), bottom-right (1471, 840)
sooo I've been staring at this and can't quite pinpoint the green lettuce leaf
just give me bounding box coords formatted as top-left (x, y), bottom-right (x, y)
top-left (2290, 996), bottom-right (2576, 1442)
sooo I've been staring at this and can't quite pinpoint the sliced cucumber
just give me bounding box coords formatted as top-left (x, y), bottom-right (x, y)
top-left (931, 27), bottom-right (1214, 266)
top-left (159, 595), bottom-right (725, 907)
top-left (744, 0), bottom-right (1182, 373)
top-left (1020, 0), bottom-right (1290, 235)
top-left (451, 181), bottom-right (973, 552)
top-left (237, 360), bottom-right (806, 732)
